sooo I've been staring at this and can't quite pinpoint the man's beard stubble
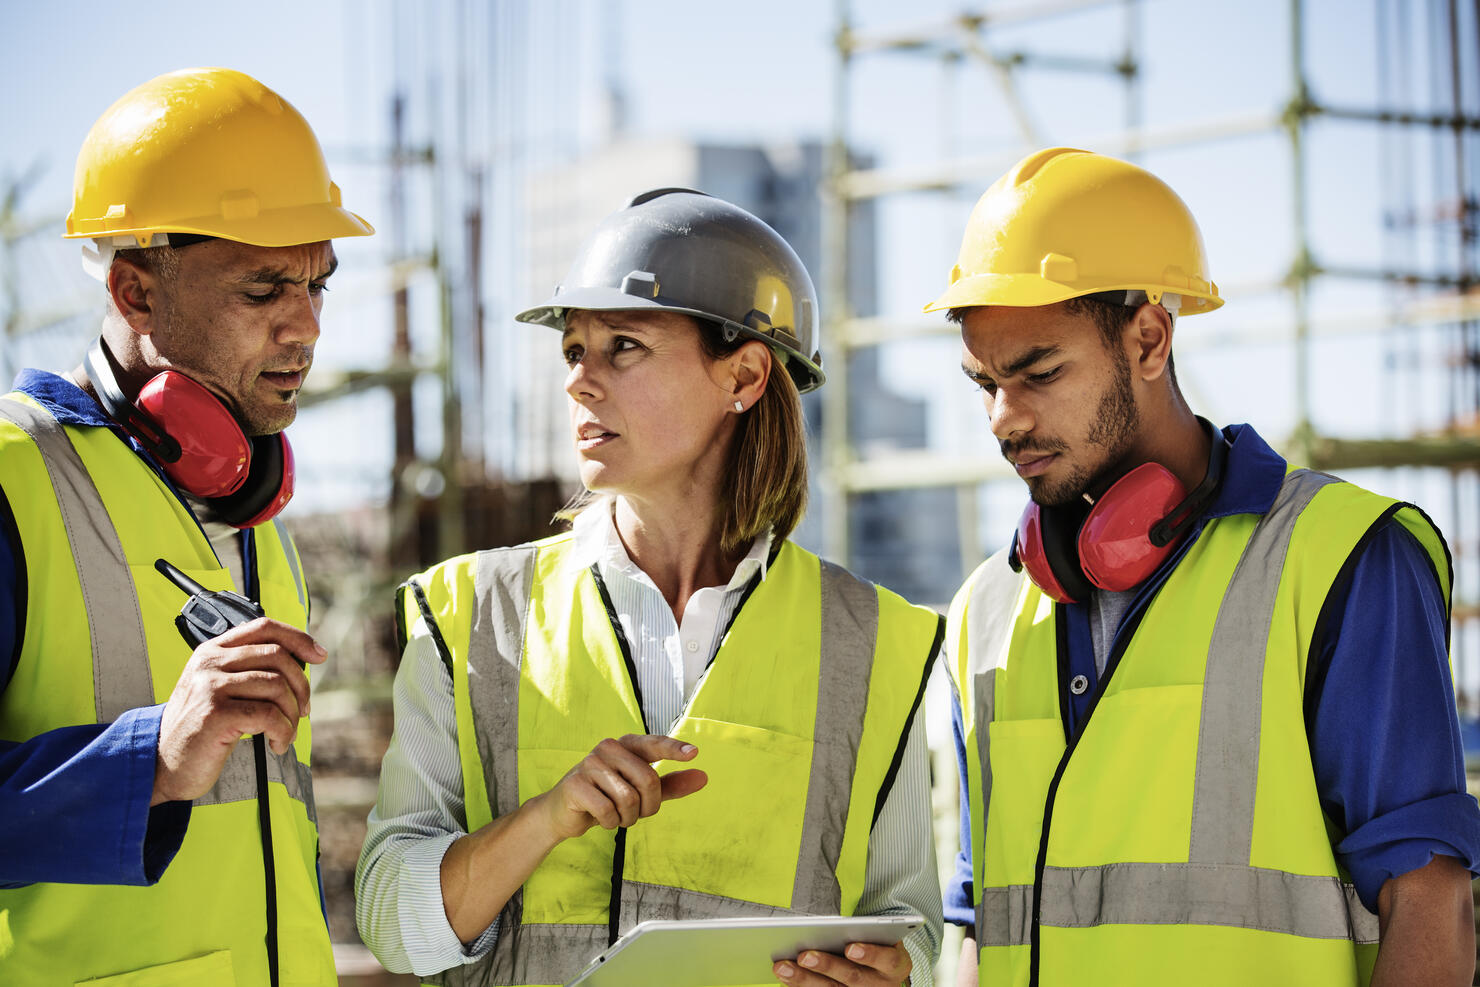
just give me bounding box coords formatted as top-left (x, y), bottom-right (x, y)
top-left (1024, 345), bottom-right (1139, 507)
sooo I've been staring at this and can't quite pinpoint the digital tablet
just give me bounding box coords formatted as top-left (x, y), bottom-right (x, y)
top-left (565, 913), bottom-right (924, 987)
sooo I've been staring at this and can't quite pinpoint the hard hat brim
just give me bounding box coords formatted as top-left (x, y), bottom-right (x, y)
top-left (514, 285), bottom-right (683, 328)
top-left (65, 203), bottom-right (374, 247)
top-left (515, 285), bottom-right (826, 393)
top-left (923, 273), bottom-right (1223, 316)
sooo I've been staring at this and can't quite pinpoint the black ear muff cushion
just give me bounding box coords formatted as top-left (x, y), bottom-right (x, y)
top-left (210, 434), bottom-right (284, 528)
top-left (1038, 501), bottom-right (1095, 603)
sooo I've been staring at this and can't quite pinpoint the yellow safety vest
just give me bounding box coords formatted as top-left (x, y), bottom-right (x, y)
top-left (948, 468), bottom-right (1451, 987)
top-left (400, 533), bottom-right (943, 987)
top-left (0, 391), bottom-right (334, 987)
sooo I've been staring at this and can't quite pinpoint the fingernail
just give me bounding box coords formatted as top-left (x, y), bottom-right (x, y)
top-left (800, 953), bottom-right (818, 968)
top-left (776, 963), bottom-right (794, 977)
top-left (680, 743), bottom-right (696, 755)
top-left (313, 642), bottom-right (327, 656)
top-left (847, 943), bottom-right (865, 960)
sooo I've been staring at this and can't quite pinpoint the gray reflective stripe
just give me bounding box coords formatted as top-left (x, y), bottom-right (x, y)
top-left (0, 397), bottom-right (152, 721)
top-left (790, 560), bottom-right (879, 914)
top-left (271, 518), bottom-right (308, 613)
top-left (192, 737), bottom-right (318, 823)
top-left (621, 880), bottom-right (795, 926)
top-left (436, 886), bottom-right (799, 985)
top-left (961, 549), bottom-right (1024, 939)
top-left (468, 546), bottom-right (537, 818)
top-left (977, 883), bottom-right (1035, 948)
top-left (979, 865), bottom-right (1377, 945)
top-left (432, 921), bottom-right (607, 986)
top-left (1190, 468), bottom-right (1337, 866)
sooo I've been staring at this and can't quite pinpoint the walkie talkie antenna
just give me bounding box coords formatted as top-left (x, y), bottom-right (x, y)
top-left (155, 557), bottom-right (209, 598)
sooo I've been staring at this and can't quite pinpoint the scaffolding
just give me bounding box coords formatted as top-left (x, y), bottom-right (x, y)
top-left (820, 0), bottom-right (1480, 697)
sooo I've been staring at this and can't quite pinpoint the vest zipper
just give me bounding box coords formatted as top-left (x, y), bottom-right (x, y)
top-left (587, 560), bottom-right (766, 943)
top-left (1027, 596), bottom-right (1156, 986)
top-left (590, 566), bottom-right (646, 947)
top-left (243, 531), bottom-right (282, 987)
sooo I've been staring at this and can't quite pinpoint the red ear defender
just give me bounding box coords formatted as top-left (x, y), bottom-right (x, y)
top-left (82, 336), bottom-right (295, 528)
top-left (1008, 420), bottom-right (1227, 604)
top-left (1011, 468), bottom-right (1188, 604)
top-left (1011, 504), bottom-right (1082, 604)
top-left (210, 432), bottom-right (295, 529)
top-left (1076, 463), bottom-right (1188, 592)
top-left (135, 372), bottom-right (252, 498)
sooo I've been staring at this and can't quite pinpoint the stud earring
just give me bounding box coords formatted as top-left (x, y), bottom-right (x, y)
top-left (734, 401), bottom-right (745, 412)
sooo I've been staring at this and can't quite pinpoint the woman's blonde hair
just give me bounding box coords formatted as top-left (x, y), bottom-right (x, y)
top-left (556, 317), bottom-right (809, 556)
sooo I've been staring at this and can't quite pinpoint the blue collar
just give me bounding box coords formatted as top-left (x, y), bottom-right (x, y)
top-left (11, 368), bottom-right (115, 428)
top-left (1201, 422), bottom-right (1288, 522)
top-left (1066, 420), bottom-right (1288, 623)
top-left (9, 368), bottom-right (242, 564)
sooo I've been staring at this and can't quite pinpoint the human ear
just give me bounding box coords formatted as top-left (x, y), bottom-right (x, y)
top-left (727, 340), bottom-right (772, 412)
top-left (106, 259), bottom-right (160, 336)
top-left (1129, 302), bottom-right (1174, 382)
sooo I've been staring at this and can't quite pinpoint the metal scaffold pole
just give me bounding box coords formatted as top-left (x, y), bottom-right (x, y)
top-left (822, 0), bottom-right (854, 566)
top-left (1287, 0), bottom-right (1316, 466)
top-left (823, 1), bottom-right (1146, 570)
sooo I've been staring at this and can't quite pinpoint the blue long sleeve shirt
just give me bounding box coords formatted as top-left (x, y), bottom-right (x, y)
top-left (944, 422), bottom-right (1480, 925)
top-left (0, 370), bottom-right (195, 887)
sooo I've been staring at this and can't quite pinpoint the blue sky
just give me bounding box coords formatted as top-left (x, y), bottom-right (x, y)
top-left (2, 0), bottom-right (1464, 501)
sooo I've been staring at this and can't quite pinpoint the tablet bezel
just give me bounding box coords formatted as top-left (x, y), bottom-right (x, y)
top-left (566, 913), bottom-right (924, 987)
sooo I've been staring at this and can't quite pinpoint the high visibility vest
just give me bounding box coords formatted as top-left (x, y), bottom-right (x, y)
top-left (0, 392), bottom-right (334, 987)
top-left (399, 533), bottom-right (943, 987)
top-left (948, 468), bottom-right (1452, 987)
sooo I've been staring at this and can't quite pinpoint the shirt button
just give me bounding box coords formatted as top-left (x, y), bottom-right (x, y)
top-left (685, 640), bottom-right (699, 653)
top-left (1069, 674), bottom-right (1090, 696)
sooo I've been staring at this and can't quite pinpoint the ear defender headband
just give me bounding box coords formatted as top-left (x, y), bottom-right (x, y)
top-left (83, 337), bottom-right (295, 528)
top-left (1008, 418), bottom-right (1228, 604)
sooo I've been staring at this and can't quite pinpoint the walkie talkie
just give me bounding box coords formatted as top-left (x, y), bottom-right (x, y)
top-left (154, 557), bottom-right (266, 648)
top-left (154, 556), bottom-right (297, 987)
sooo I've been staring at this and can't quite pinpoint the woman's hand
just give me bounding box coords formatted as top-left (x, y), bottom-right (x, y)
top-left (440, 734), bottom-right (706, 943)
top-left (773, 941), bottom-right (912, 986)
top-left (535, 734), bottom-right (708, 841)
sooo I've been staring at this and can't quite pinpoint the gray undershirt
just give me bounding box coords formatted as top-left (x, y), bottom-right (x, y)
top-left (1088, 587), bottom-right (1137, 677)
top-left (184, 495), bottom-right (247, 593)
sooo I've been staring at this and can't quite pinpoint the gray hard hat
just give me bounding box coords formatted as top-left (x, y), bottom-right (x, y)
top-left (515, 188), bottom-right (825, 392)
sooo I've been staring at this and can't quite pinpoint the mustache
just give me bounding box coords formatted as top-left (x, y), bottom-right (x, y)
top-left (1000, 435), bottom-right (1067, 462)
top-left (261, 345), bottom-right (314, 373)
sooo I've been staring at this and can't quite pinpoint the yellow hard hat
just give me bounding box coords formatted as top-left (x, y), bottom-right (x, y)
top-left (65, 67), bottom-right (373, 248)
top-left (924, 147), bottom-right (1221, 316)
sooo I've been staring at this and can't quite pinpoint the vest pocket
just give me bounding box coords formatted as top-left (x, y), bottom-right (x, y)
top-left (74, 949), bottom-right (235, 986)
top-left (1052, 683), bottom-right (1201, 863)
top-left (985, 717), bottom-right (1066, 885)
top-left (627, 716), bottom-right (812, 906)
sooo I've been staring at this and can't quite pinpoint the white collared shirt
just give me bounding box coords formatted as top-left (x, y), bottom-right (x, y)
top-left (356, 511), bottom-right (942, 981)
top-left (567, 503), bottom-right (772, 731)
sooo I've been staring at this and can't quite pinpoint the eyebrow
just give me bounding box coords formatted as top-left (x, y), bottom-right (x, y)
top-left (961, 363), bottom-right (991, 385)
top-left (1000, 345), bottom-right (1061, 377)
top-left (562, 315), bottom-right (656, 339)
top-left (233, 254), bottom-right (339, 287)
